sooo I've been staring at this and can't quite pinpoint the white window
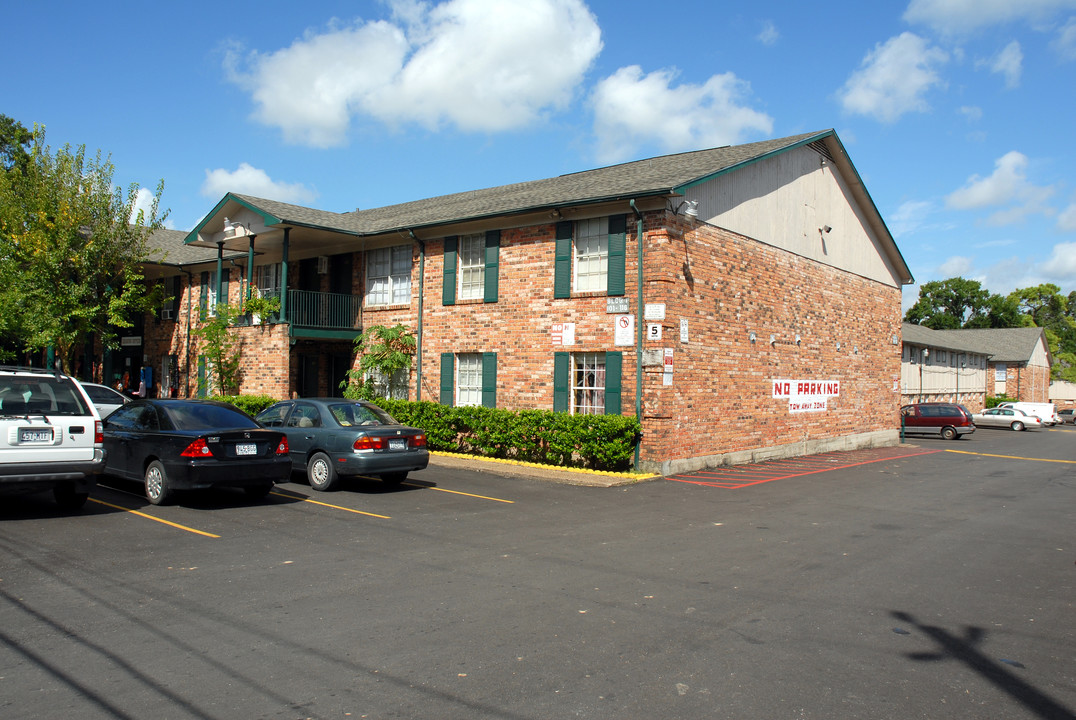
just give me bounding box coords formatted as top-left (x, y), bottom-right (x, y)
top-left (574, 217), bottom-right (608, 293)
top-left (456, 354), bottom-right (482, 407)
top-left (366, 246), bottom-right (412, 305)
top-left (459, 234), bottom-right (484, 300)
top-left (255, 263), bottom-right (282, 299)
top-left (207, 270), bottom-right (221, 316)
top-left (572, 353), bottom-right (606, 415)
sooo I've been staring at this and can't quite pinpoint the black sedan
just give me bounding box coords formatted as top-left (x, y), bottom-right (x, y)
top-left (102, 399), bottom-right (292, 505)
top-left (255, 398), bottom-right (429, 491)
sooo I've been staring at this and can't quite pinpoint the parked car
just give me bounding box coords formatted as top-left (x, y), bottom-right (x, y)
top-left (102, 399), bottom-right (291, 505)
top-left (997, 401), bottom-right (1059, 426)
top-left (1058, 408), bottom-right (1076, 424)
top-left (255, 398), bottom-right (429, 491)
top-left (971, 407), bottom-right (1042, 431)
top-left (81, 382), bottom-right (130, 418)
top-left (900, 402), bottom-right (976, 440)
top-left (0, 365), bottom-right (104, 510)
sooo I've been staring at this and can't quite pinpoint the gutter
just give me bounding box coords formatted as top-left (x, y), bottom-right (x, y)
top-left (410, 231), bottom-right (424, 399)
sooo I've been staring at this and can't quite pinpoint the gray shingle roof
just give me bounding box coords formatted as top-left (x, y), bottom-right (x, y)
top-left (902, 323), bottom-right (1049, 363)
top-left (147, 228), bottom-right (244, 266)
top-left (232, 130), bottom-right (829, 236)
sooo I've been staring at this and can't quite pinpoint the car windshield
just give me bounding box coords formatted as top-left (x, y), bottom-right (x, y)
top-left (328, 402), bottom-right (397, 427)
top-left (163, 403), bottom-right (259, 431)
top-left (0, 377), bottom-right (90, 416)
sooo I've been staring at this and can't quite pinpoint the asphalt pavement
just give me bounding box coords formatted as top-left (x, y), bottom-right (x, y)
top-left (1, 427), bottom-right (1073, 719)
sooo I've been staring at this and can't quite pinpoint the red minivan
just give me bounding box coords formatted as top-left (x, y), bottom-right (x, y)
top-left (900, 403), bottom-right (976, 440)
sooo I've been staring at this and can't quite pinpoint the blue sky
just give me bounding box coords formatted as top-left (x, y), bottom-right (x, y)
top-left (4, 0), bottom-right (1076, 308)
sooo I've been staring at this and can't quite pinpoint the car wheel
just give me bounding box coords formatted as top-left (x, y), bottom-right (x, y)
top-left (145, 460), bottom-right (173, 506)
top-left (940, 426), bottom-right (958, 440)
top-left (244, 483), bottom-right (273, 500)
top-left (1012, 421), bottom-right (1025, 431)
top-left (307, 452), bottom-right (338, 491)
top-left (381, 471), bottom-right (407, 485)
top-left (53, 482), bottom-right (88, 511)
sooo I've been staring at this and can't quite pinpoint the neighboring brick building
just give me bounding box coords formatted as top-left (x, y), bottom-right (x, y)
top-left (134, 130), bottom-right (913, 474)
top-left (900, 323), bottom-right (1053, 409)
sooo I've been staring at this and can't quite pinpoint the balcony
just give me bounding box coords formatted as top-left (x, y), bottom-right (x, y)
top-left (237, 289), bottom-right (362, 340)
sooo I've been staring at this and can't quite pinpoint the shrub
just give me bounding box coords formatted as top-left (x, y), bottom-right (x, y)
top-left (216, 394), bottom-right (280, 417)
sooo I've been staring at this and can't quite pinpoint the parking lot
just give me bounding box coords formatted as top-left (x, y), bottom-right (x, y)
top-left (1, 427), bottom-right (1074, 720)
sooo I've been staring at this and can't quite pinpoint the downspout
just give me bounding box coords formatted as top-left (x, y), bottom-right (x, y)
top-left (184, 267), bottom-right (194, 397)
top-left (629, 199), bottom-right (644, 469)
top-left (280, 228), bottom-right (290, 330)
top-left (410, 230), bottom-right (424, 401)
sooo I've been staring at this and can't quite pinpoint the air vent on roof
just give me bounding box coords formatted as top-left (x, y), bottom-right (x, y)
top-left (808, 140), bottom-right (834, 162)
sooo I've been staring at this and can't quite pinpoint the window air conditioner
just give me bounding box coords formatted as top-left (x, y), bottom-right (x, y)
top-left (317, 256), bottom-right (329, 274)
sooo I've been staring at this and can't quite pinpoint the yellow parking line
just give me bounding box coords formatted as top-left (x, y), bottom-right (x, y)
top-left (89, 498), bottom-right (221, 538)
top-left (270, 491), bottom-right (391, 519)
top-left (945, 449), bottom-right (1076, 464)
top-left (403, 483), bottom-right (515, 504)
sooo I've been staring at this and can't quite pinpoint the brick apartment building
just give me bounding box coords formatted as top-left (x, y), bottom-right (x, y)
top-left (121, 130), bottom-right (913, 474)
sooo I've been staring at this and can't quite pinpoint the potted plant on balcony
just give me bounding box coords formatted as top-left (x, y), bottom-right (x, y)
top-left (243, 293), bottom-right (280, 325)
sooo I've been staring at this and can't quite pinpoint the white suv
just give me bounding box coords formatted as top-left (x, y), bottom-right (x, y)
top-left (0, 366), bottom-right (105, 510)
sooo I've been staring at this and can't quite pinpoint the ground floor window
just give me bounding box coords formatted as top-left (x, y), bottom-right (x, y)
top-left (572, 353), bottom-right (606, 415)
top-left (553, 351), bottom-right (622, 415)
top-left (439, 352), bottom-right (497, 408)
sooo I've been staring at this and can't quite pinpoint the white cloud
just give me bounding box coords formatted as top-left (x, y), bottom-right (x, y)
top-left (938, 255), bottom-right (975, 276)
top-left (959, 105), bottom-right (983, 122)
top-left (224, 0), bottom-right (602, 147)
top-left (838, 33), bottom-right (949, 123)
top-left (1058, 198), bottom-right (1076, 230)
top-left (988, 41), bottom-right (1023, 88)
top-left (757, 20), bottom-right (779, 46)
top-left (889, 200), bottom-right (935, 238)
top-left (945, 151), bottom-right (1055, 224)
top-left (1053, 17), bottom-right (1076, 59)
top-left (590, 66), bottom-right (773, 164)
top-left (201, 163), bottom-right (317, 205)
top-left (904, 0), bottom-right (1076, 35)
top-left (129, 187), bottom-right (157, 224)
top-left (1037, 242), bottom-right (1076, 280)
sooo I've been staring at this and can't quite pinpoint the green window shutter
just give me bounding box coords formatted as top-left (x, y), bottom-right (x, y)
top-left (439, 353), bottom-right (455, 406)
top-left (553, 352), bottom-right (570, 412)
top-left (483, 230), bottom-right (500, 303)
top-left (197, 355), bottom-right (207, 398)
top-left (607, 214), bottom-right (626, 297)
top-left (553, 221), bottom-right (573, 299)
top-left (604, 352), bottom-right (623, 415)
top-left (199, 271), bottom-right (209, 320)
top-left (171, 276), bottom-right (181, 316)
top-left (442, 236), bottom-right (457, 306)
top-left (481, 352), bottom-right (497, 408)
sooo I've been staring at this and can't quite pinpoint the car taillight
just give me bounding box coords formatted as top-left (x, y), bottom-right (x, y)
top-left (411, 433), bottom-right (427, 448)
top-left (181, 438), bottom-right (212, 458)
top-left (353, 435), bottom-right (386, 451)
top-left (94, 420), bottom-right (103, 444)
top-left (275, 437), bottom-right (289, 455)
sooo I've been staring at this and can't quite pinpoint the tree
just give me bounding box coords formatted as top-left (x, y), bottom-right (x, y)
top-left (904, 277), bottom-right (994, 329)
top-left (342, 324), bottom-right (415, 401)
top-left (192, 303), bottom-right (243, 395)
top-left (0, 114), bottom-right (32, 172)
top-left (0, 126), bottom-right (166, 371)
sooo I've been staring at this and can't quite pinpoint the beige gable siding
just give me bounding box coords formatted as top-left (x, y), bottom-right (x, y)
top-left (688, 145), bottom-right (901, 288)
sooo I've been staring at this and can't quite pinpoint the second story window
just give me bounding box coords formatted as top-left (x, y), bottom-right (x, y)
top-left (554, 214), bottom-right (626, 299)
top-left (459, 234), bottom-right (485, 300)
top-left (366, 245), bottom-right (412, 306)
top-left (254, 263), bottom-right (282, 299)
top-left (573, 217), bottom-right (609, 293)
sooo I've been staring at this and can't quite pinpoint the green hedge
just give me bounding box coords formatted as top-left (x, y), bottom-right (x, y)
top-left (213, 394), bottom-right (641, 472)
top-left (375, 400), bottom-right (641, 472)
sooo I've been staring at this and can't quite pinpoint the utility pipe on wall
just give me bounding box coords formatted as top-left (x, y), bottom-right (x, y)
top-left (629, 199), bottom-right (644, 469)
top-left (410, 230), bottom-right (425, 400)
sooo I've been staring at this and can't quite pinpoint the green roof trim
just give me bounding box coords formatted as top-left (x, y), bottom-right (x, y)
top-left (183, 193), bottom-right (284, 245)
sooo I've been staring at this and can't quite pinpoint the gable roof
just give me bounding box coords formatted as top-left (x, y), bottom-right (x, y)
top-left (902, 323), bottom-right (1051, 364)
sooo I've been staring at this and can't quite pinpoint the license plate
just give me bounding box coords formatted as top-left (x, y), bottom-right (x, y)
top-left (20, 428), bottom-right (53, 443)
top-left (388, 438), bottom-right (407, 451)
top-left (236, 443), bottom-right (257, 456)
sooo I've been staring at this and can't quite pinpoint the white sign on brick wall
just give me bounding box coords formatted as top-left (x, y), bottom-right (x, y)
top-left (771, 378), bottom-right (840, 414)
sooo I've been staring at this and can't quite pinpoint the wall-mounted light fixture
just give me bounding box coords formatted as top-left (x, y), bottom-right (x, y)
top-left (854, 345), bottom-right (859, 354)
top-left (836, 341), bottom-right (841, 351)
top-left (822, 225), bottom-right (832, 234)
top-left (769, 334), bottom-right (777, 346)
top-left (684, 200), bottom-right (699, 218)
top-left (549, 208), bottom-right (562, 220)
top-left (749, 331), bottom-right (757, 343)
top-left (222, 217), bottom-right (248, 239)
top-left (795, 333), bottom-right (801, 346)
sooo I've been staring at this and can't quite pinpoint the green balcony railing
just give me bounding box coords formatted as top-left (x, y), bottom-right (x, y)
top-left (286, 289), bottom-right (362, 330)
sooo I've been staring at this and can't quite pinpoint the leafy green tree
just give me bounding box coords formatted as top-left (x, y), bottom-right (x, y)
top-left (0, 114), bottom-right (32, 172)
top-left (192, 303), bottom-right (243, 395)
top-left (904, 277), bottom-right (993, 329)
top-left (0, 126), bottom-right (167, 371)
top-left (342, 324), bottom-right (415, 401)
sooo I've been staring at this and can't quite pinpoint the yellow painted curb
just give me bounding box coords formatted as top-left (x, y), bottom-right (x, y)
top-left (429, 450), bottom-right (658, 480)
